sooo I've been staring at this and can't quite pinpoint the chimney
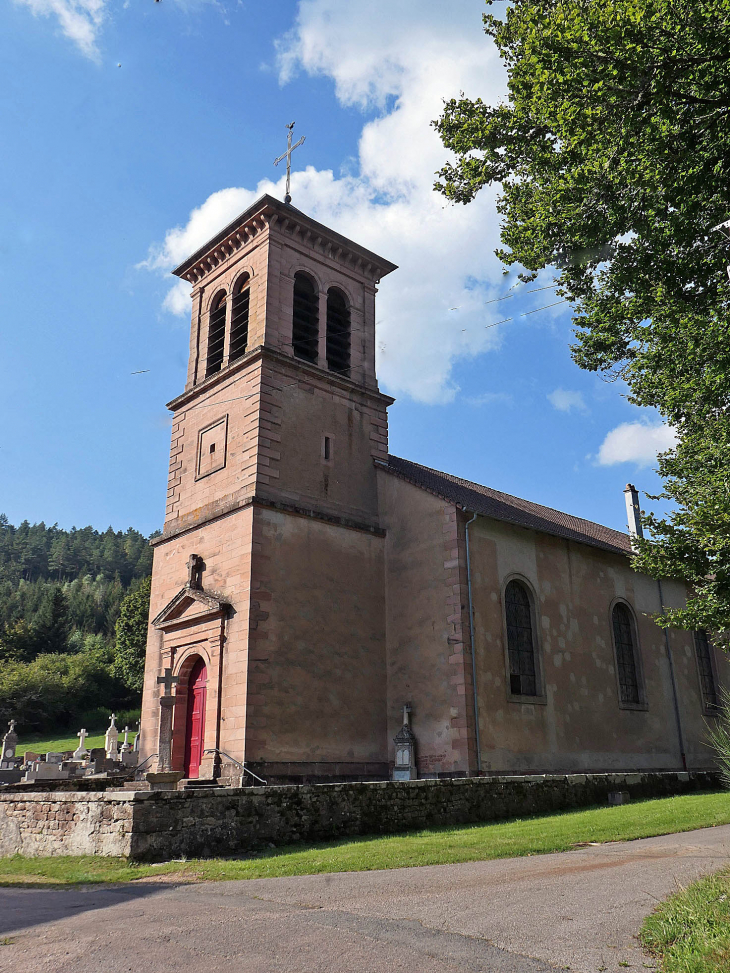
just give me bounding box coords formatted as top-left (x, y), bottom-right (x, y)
top-left (624, 483), bottom-right (643, 541)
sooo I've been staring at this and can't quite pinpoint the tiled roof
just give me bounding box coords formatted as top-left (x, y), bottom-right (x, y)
top-left (383, 455), bottom-right (632, 557)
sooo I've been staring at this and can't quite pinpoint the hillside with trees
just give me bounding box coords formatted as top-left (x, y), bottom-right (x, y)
top-left (0, 516), bottom-right (156, 733)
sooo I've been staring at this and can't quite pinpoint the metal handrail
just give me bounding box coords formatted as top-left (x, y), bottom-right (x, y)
top-left (135, 753), bottom-right (158, 775)
top-left (204, 748), bottom-right (267, 785)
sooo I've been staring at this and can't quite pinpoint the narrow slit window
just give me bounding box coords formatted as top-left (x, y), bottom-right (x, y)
top-left (323, 436), bottom-right (331, 461)
top-left (612, 603), bottom-right (641, 705)
top-left (205, 292), bottom-right (227, 378)
top-left (326, 288), bottom-right (351, 375)
top-left (229, 276), bottom-right (250, 364)
top-left (505, 580), bottom-right (538, 696)
top-left (292, 272), bottom-right (319, 363)
top-left (694, 630), bottom-right (719, 711)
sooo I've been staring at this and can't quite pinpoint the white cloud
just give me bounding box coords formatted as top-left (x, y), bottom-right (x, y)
top-left (145, 0), bottom-right (509, 403)
top-left (163, 279), bottom-right (193, 316)
top-left (547, 388), bottom-right (587, 413)
top-left (13, 0), bottom-right (107, 60)
top-left (597, 421), bottom-right (677, 467)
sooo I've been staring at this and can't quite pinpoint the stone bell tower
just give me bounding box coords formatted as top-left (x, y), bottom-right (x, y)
top-left (139, 195), bottom-right (397, 782)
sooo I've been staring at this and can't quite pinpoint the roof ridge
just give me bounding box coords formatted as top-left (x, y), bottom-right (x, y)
top-left (385, 454), bottom-right (630, 554)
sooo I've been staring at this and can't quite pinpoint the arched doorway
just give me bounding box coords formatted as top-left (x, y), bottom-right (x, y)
top-left (184, 657), bottom-right (207, 778)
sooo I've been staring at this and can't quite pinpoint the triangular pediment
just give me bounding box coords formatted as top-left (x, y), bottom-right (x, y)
top-left (152, 585), bottom-right (229, 631)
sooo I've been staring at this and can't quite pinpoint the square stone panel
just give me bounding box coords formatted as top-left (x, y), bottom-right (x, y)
top-left (197, 416), bottom-right (228, 479)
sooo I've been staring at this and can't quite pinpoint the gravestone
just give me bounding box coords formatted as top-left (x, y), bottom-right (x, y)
top-left (0, 720), bottom-right (18, 769)
top-left (73, 728), bottom-right (89, 760)
top-left (120, 726), bottom-right (131, 753)
top-left (105, 714), bottom-right (119, 760)
top-left (45, 752), bottom-right (64, 764)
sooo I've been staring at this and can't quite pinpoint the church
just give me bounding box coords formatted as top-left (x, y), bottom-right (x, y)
top-left (139, 193), bottom-right (728, 785)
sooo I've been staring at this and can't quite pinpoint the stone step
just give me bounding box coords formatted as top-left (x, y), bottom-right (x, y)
top-left (182, 778), bottom-right (223, 790)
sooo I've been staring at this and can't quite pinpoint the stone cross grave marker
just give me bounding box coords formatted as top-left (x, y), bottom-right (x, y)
top-left (120, 726), bottom-right (131, 753)
top-left (156, 668), bottom-right (179, 772)
top-left (73, 728), bottom-right (89, 760)
top-left (105, 713), bottom-right (119, 760)
top-left (1, 720), bottom-right (18, 767)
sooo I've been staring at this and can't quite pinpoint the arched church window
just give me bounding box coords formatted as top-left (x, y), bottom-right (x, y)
top-left (694, 630), bottom-right (719, 711)
top-left (205, 291), bottom-right (227, 378)
top-left (229, 275), bottom-right (250, 364)
top-left (505, 579), bottom-right (538, 696)
top-left (292, 272), bottom-right (319, 363)
top-left (326, 287), bottom-right (351, 375)
top-left (612, 603), bottom-right (641, 705)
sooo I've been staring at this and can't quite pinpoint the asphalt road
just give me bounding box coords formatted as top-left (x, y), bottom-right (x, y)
top-left (1, 825), bottom-right (729, 973)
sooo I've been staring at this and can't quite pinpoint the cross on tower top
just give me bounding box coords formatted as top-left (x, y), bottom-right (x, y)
top-left (273, 121), bottom-right (306, 204)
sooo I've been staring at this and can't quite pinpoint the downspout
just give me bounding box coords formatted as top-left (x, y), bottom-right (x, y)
top-left (657, 578), bottom-right (688, 772)
top-left (464, 510), bottom-right (482, 774)
top-left (624, 484), bottom-right (687, 772)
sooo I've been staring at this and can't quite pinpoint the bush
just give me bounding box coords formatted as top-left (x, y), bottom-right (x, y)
top-left (707, 689), bottom-right (730, 789)
top-left (0, 649), bottom-right (133, 735)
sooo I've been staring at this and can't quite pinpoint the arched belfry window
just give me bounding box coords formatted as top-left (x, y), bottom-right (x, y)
top-left (229, 275), bottom-right (250, 364)
top-left (292, 272), bottom-right (319, 363)
top-left (694, 630), bottom-right (719, 711)
top-left (326, 287), bottom-right (351, 375)
top-left (612, 603), bottom-right (641, 705)
top-left (205, 291), bottom-right (227, 378)
top-left (505, 579), bottom-right (538, 697)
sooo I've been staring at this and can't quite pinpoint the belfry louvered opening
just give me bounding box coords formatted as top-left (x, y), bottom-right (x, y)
top-left (205, 292), bottom-right (227, 378)
top-left (326, 287), bottom-right (351, 375)
top-left (292, 272), bottom-right (319, 363)
top-left (229, 275), bottom-right (250, 364)
top-left (505, 579), bottom-right (538, 696)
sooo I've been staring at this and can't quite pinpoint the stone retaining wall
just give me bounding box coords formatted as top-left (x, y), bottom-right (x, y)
top-left (0, 792), bottom-right (134, 858)
top-left (0, 771), bottom-right (719, 861)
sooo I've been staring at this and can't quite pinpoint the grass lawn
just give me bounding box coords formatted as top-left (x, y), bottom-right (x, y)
top-left (17, 731), bottom-right (107, 755)
top-left (0, 790), bottom-right (728, 887)
top-left (642, 867), bottom-right (730, 973)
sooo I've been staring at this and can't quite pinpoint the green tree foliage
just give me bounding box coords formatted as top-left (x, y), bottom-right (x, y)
top-left (0, 648), bottom-right (131, 733)
top-left (434, 0), bottom-right (730, 636)
top-left (113, 577), bottom-right (152, 694)
top-left (33, 586), bottom-right (71, 655)
top-left (0, 516), bottom-right (157, 731)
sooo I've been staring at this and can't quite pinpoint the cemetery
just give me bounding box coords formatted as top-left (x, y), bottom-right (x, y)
top-left (0, 713), bottom-right (719, 862)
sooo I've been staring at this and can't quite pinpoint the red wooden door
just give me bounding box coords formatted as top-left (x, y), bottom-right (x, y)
top-left (184, 658), bottom-right (207, 778)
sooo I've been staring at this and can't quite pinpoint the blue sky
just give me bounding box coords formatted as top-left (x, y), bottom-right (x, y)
top-left (0, 0), bottom-right (673, 537)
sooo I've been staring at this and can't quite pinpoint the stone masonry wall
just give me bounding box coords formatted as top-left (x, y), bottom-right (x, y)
top-left (0, 792), bottom-right (133, 858)
top-left (0, 772), bottom-right (717, 861)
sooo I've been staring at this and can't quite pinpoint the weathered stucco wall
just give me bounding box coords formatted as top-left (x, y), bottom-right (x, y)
top-left (0, 772), bottom-right (716, 861)
top-left (466, 516), bottom-right (730, 774)
top-left (378, 473), bottom-right (475, 776)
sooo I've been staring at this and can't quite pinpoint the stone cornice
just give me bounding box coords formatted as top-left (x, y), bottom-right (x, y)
top-left (165, 344), bottom-right (395, 413)
top-left (151, 495), bottom-right (386, 547)
top-left (172, 194), bottom-right (397, 287)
